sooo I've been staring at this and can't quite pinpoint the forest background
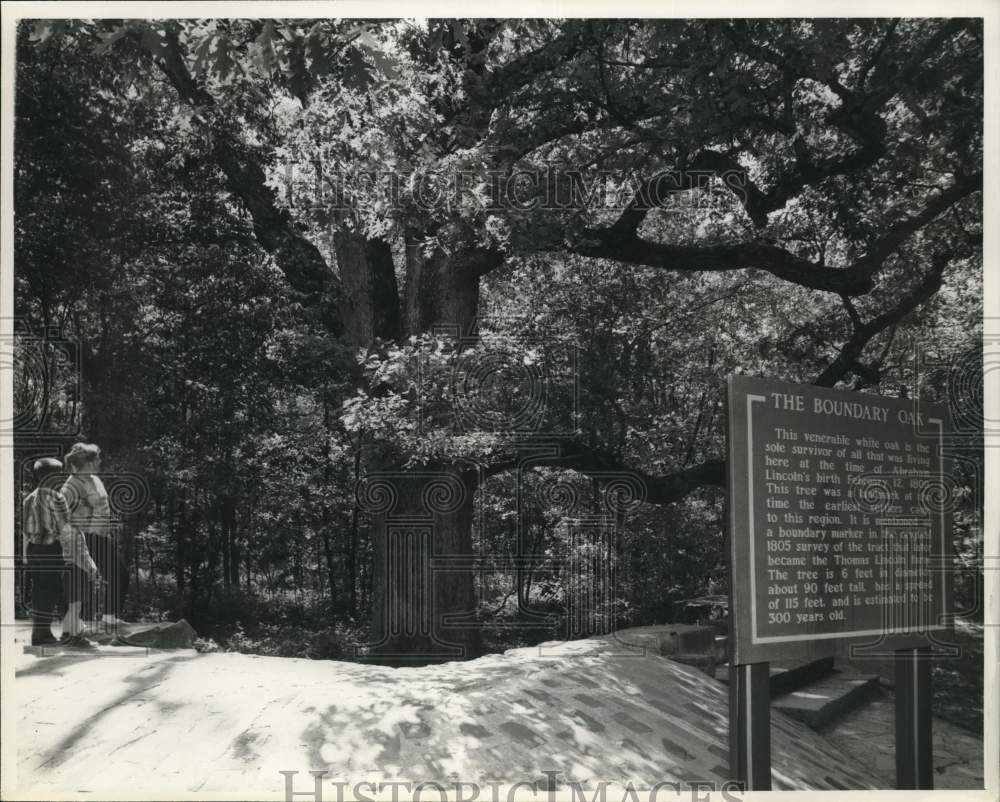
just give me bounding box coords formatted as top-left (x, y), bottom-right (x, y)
top-left (12, 18), bottom-right (985, 731)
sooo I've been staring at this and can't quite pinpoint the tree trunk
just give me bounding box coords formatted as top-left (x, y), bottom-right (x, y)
top-left (365, 467), bottom-right (479, 665)
top-left (335, 230), bottom-right (401, 345)
top-left (170, 489), bottom-right (183, 595)
top-left (220, 496), bottom-right (230, 588)
top-left (348, 434), bottom-right (362, 616)
top-left (295, 520), bottom-right (305, 600)
top-left (132, 526), bottom-right (141, 611)
top-left (231, 501), bottom-right (242, 589)
top-left (175, 487), bottom-right (188, 616)
top-left (207, 495), bottom-right (219, 599)
top-left (402, 233), bottom-right (482, 340)
top-left (363, 239), bottom-right (487, 665)
top-left (320, 398), bottom-right (342, 609)
top-left (243, 501), bottom-right (252, 593)
top-left (222, 495), bottom-right (237, 587)
top-left (147, 538), bottom-right (157, 595)
top-left (320, 529), bottom-right (336, 605)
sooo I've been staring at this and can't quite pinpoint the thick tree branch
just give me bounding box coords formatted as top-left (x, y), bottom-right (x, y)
top-left (840, 294), bottom-right (863, 330)
top-left (564, 234), bottom-right (873, 294)
top-left (704, 19), bottom-right (969, 228)
top-left (866, 19), bottom-right (969, 103)
top-left (150, 30), bottom-right (341, 328)
top-left (850, 172), bottom-right (982, 282)
top-left (858, 20), bottom-right (899, 89)
top-left (484, 443), bottom-right (725, 505)
top-left (446, 24), bottom-right (587, 148)
top-left (813, 250), bottom-right (956, 387)
top-left (478, 25), bottom-right (586, 104)
top-left (608, 164), bottom-right (729, 238)
top-left (566, 172), bottom-right (981, 296)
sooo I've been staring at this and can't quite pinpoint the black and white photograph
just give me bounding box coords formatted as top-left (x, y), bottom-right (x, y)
top-left (1, 3), bottom-right (996, 799)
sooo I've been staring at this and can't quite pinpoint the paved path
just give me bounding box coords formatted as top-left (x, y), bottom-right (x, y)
top-left (13, 634), bottom-right (884, 797)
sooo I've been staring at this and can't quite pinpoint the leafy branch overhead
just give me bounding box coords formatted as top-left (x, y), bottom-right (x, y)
top-left (22, 17), bottom-right (983, 504)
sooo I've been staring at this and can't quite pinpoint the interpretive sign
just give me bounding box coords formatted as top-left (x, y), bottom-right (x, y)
top-left (726, 375), bottom-right (953, 666)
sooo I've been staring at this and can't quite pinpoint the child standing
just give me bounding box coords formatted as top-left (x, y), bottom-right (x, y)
top-left (22, 457), bottom-right (101, 647)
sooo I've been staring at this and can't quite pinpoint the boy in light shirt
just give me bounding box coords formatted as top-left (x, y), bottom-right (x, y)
top-left (22, 457), bottom-right (101, 647)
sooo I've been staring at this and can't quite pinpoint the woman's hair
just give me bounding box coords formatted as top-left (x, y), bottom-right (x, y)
top-left (65, 442), bottom-right (101, 471)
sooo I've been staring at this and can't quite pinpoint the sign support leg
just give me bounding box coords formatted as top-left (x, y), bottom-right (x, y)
top-left (895, 646), bottom-right (933, 789)
top-left (729, 661), bottom-right (771, 790)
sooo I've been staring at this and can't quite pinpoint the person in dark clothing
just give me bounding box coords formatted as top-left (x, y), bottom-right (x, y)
top-left (22, 457), bottom-right (101, 647)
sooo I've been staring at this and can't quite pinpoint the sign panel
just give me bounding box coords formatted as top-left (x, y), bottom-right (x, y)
top-left (726, 376), bottom-right (953, 665)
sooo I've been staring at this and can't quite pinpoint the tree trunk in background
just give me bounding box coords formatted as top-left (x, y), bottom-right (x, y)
top-left (293, 519), bottom-right (303, 598)
top-left (147, 539), bottom-right (157, 595)
top-left (320, 398), bottom-right (342, 608)
top-left (175, 487), bottom-right (189, 617)
top-left (243, 501), bottom-right (253, 593)
top-left (220, 497), bottom-right (230, 588)
top-left (402, 235), bottom-right (482, 340)
top-left (364, 239), bottom-right (486, 665)
top-left (222, 496), bottom-right (237, 587)
top-left (131, 526), bottom-right (140, 612)
top-left (333, 229), bottom-right (402, 644)
top-left (366, 468), bottom-right (479, 665)
top-left (348, 435), bottom-right (362, 617)
top-left (315, 535), bottom-right (324, 597)
top-left (335, 230), bottom-right (401, 345)
top-left (206, 498), bottom-right (219, 604)
top-left (170, 489), bottom-right (183, 597)
top-left (320, 530), bottom-right (336, 605)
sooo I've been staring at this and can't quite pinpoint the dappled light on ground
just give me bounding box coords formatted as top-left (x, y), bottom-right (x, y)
top-left (14, 635), bottom-right (885, 795)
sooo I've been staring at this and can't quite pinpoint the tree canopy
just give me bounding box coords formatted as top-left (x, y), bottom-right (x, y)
top-left (15, 18), bottom-right (983, 662)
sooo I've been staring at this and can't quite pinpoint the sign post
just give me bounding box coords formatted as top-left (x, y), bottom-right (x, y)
top-left (728, 662), bottom-right (771, 790)
top-left (725, 376), bottom-right (952, 790)
top-left (895, 646), bottom-right (934, 789)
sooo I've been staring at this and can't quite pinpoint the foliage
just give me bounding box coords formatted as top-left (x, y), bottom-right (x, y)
top-left (13, 18), bottom-right (984, 666)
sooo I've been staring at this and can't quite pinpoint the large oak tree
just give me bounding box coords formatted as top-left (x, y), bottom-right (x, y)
top-left (24, 18), bottom-right (983, 663)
